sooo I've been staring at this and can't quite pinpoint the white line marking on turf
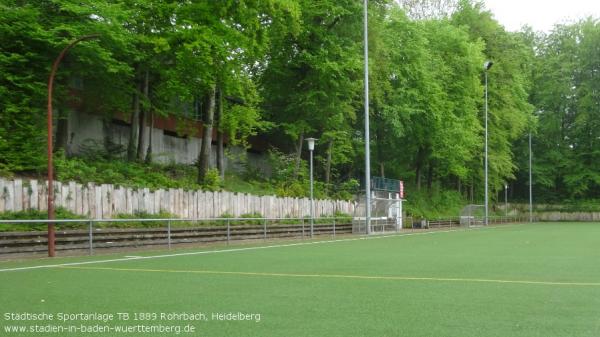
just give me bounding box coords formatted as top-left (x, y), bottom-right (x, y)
top-left (0, 225), bottom-right (510, 273)
top-left (58, 265), bottom-right (600, 287)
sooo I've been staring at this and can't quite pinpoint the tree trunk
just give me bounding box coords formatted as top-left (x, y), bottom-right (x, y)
top-left (470, 177), bottom-right (474, 203)
top-left (136, 70), bottom-right (149, 161)
top-left (136, 109), bottom-right (146, 161)
top-left (127, 80), bottom-right (141, 161)
top-left (293, 132), bottom-right (304, 180)
top-left (415, 165), bottom-right (421, 191)
top-left (145, 110), bottom-right (153, 164)
top-left (55, 109), bottom-right (69, 155)
top-left (197, 85), bottom-right (216, 183)
top-left (215, 85), bottom-right (225, 178)
top-left (375, 110), bottom-right (385, 178)
top-left (457, 176), bottom-right (461, 194)
top-left (415, 147), bottom-right (424, 191)
top-left (325, 139), bottom-right (333, 186)
top-left (427, 160), bottom-right (434, 190)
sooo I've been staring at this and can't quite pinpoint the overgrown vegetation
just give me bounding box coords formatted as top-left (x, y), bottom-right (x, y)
top-left (52, 152), bottom-right (360, 200)
top-left (403, 187), bottom-right (465, 219)
top-left (0, 208), bottom-right (85, 231)
top-left (1, 0), bottom-right (599, 213)
top-left (55, 153), bottom-right (199, 190)
top-left (0, 209), bottom-right (354, 231)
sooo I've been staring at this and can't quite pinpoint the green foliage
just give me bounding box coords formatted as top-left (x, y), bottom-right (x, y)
top-left (531, 201), bottom-right (600, 213)
top-left (0, 0), bottom-right (133, 172)
top-left (332, 211), bottom-right (352, 224)
top-left (329, 179), bottom-right (359, 201)
top-left (237, 212), bottom-right (264, 225)
top-left (107, 210), bottom-right (178, 228)
top-left (221, 173), bottom-right (278, 197)
top-left (517, 18), bottom-right (600, 201)
top-left (404, 187), bottom-right (466, 219)
top-left (2, 0), bottom-right (598, 209)
top-left (55, 155), bottom-right (200, 190)
top-left (266, 149), bottom-right (306, 197)
top-left (451, 0), bottom-right (533, 193)
top-left (200, 168), bottom-right (223, 191)
top-left (0, 208), bottom-right (85, 231)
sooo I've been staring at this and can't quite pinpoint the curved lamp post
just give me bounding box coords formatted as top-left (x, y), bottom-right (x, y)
top-left (47, 34), bottom-right (99, 257)
top-left (483, 60), bottom-right (493, 226)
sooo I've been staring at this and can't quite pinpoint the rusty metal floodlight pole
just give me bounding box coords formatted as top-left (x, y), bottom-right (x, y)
top-left (47, 34), bottom-right (99, 257)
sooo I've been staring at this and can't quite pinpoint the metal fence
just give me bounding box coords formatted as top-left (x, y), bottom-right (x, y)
top-left (0, 217), bottom-right (352, 256)
top-left (0, 215), bottom-right (537, 257)
top-left (404, 215), bottom-right (532, 229)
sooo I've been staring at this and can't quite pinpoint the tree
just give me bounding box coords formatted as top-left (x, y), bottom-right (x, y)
top-left (262, 0), bottom-right (364, 184)
top-left (421, 19), bottom-right (484, 190)
top-left (0, 0), bottom-right (133, 172)
top-left (452, 0), bottom-right (533, 199)
top-left (523, 19), bottom-right (600, 200)
top-left (162, 1), bottom-right (296, 183)
top-left (398, 0), bottom-right (459, 20)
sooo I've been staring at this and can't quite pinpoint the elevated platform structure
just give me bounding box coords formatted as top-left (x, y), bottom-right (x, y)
top-left (353, 177), bottom-right (404, 234)
top-left (460, 204), bottom-right (485, 227)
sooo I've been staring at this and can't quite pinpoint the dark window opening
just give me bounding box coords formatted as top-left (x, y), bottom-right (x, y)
top-left (163, 129), bottom-right (188, 139)
top-left (111, 118), bottom-right (131, 127)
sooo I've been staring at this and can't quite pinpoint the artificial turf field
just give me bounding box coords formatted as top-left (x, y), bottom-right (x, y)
top-left (1, 222), bottom-right (600, 337)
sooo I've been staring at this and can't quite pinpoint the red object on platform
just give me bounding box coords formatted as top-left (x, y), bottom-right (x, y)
top-left (399, 181), bottom-right (404, 199)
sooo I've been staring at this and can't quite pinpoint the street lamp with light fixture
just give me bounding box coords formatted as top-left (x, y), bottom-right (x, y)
top-left (505, 183), bottom-right (508, 218)
top-left (484, 60), bottom-right (493, 226)
top-left (306, 138), bottom-right (317, 237)
top-left (47, 34), bottom-right (99, 257)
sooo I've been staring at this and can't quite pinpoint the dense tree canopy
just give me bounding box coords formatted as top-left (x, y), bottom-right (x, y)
top-left (0, 0), bottom-right (599, 203)
top-left (522, 18), bottom-right (600, 201)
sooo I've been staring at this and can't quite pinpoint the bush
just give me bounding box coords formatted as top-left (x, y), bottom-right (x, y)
top-left (200, 168), bottom-right (223, 191)
top-left (104, 210), bottom-right (179, 228)
top-left (330, 179), bottom-right (359, 201)
top-left (32, 150), bottom-right (352, 207)
top-left (55, 155), bottom-right (201, 191)
top-left (404, 187), bottom-right (465, 219)
top-left (0, 208), bottom-right (86, 231)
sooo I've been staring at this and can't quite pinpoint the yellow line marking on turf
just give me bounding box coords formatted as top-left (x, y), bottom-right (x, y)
top-left (58, 266), bottom-right (600, 287)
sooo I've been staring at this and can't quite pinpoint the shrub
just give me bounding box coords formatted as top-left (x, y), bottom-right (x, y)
top-left (0, 208), bottom-right (86, 231)
top-left (200, 168), bottom-right (223, 191)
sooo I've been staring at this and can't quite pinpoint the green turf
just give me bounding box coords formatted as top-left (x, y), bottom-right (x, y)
top-left (1, 223), bottom-right (600, 337)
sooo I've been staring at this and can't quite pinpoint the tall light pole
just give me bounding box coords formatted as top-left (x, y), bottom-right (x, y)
top-left (306, 138), bottom-right (316, 237)
top-left (484, 60), bottom-right (493, 226)
top-left (363, 0), bottom-right (371, 235)
top-left (504, 183), bottom-right (508, 218)
top-left (529, 132), bottom-right (533, 222)
top-left (47, 34), bottom-right (99, 257)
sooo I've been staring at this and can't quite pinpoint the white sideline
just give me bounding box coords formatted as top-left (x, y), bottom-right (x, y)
top-left (0, 225), bottom-right (508, 273)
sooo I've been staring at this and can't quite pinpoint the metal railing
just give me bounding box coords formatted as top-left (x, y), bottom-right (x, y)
top-left (0, 217), bottom-right (352, 256)
top-left (0, 215), bottom-right (539, 257)
top-left (403, 215), bottom-right (532, 229)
